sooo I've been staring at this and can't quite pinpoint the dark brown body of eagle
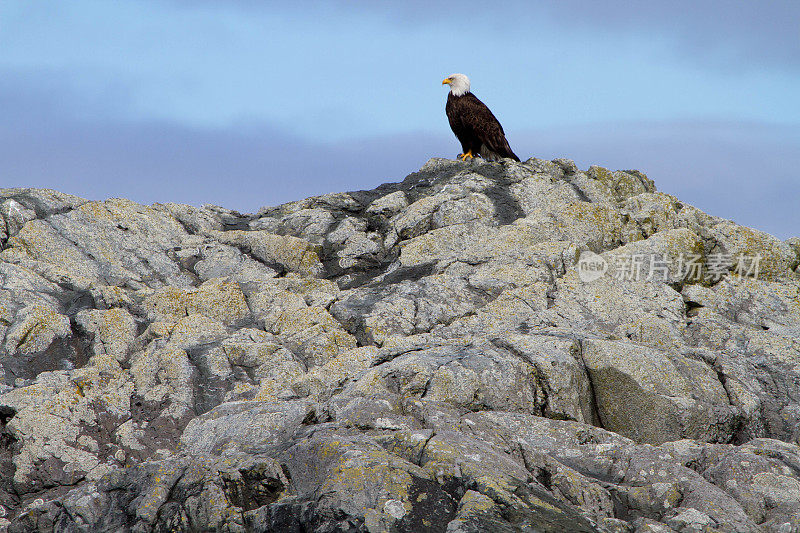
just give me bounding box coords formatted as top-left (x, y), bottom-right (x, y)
top-left (446, 92), bottom-right (520, 162)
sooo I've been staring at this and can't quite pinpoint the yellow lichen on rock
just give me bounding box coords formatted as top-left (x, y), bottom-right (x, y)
top-left (144, 277), bottom-right (249, 325)
top-left (3, 305), bottom-right (71, 354)
top-left (210, 230), bottom-right (324, 277)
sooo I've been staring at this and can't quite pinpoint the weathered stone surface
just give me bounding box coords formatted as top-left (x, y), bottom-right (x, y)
top-left (708, 222), bottom-right (797, 281)
top-left (1, 157), bottom-right (799, 532)
top-left (581, 340), bottom-right (738, 444)
top-left (210, 229), bottom-right (324, 277)
top-left (143, 277), bottom-right (250, 325)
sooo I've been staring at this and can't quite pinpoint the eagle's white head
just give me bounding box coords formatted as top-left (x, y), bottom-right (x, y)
top-left (442, 73), bottom-right (470, 97)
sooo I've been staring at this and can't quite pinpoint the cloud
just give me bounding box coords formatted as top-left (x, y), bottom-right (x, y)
top-left (385, 1), bottom-right (800, 70)
top-left (566, 2), bottom-right (800, 72)
top-left (0, 76), bottom-right (451, 211)
top-left (166, 0), bottom-right (799, 71)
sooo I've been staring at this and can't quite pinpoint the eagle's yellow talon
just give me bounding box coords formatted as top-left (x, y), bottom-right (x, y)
top-left (458, 150), bottom-right (473, 161)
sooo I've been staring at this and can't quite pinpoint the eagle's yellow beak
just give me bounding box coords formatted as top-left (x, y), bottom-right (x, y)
top-left (442, 78), bottom-right (451, 85)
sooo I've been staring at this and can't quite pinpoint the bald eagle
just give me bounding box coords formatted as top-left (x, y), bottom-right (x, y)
top-left (442, 73), bottom-right (519, 162)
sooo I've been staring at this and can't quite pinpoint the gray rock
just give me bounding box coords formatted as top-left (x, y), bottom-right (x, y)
top-left (365, 190), bottom-right (408, 218)
top-left (786, 236), bottom-right (800, 266)
top-left (708, 221), bottom-right (797, 281)
top-left (180, 400), bottom-right (316, 455)
top-left (581, 339), bottom-right (739, 444)
top-left (1, 157), bottom-right (799, 532)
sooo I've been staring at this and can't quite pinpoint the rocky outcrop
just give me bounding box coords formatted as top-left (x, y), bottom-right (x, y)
top-left (0, 158), bottom-right (798, 532)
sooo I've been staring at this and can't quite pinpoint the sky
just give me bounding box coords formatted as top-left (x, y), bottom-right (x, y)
top-left (1, 1), bottom-right (798, 238)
